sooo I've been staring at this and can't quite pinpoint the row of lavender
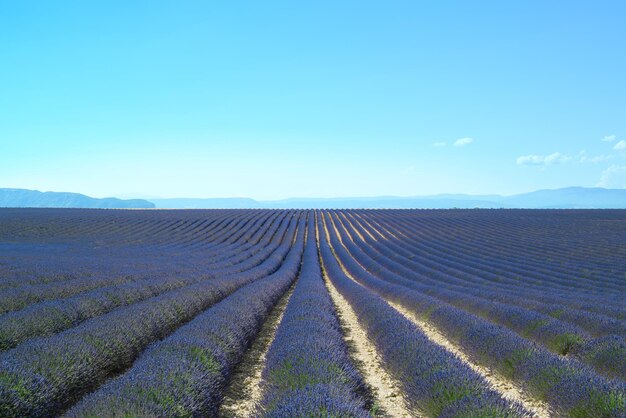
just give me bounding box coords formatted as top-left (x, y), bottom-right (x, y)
top-left (0, 210), bottom-right (287, 315)
top-left (0, 210), bottom-right (301, 415)
top-left (360, 218), bottom-right (618, 299)
top-left (318, 215), bottom-right (529, 417)
top-left (0, 209), bottom-right (271, 291)
top-left (0, 208), bottom-right (624, 416)
top-left (0, 211), bottom-right (293, 351)
top-left (365, 211), bottom-right (626, 321)
top-left (0, 210), bottom-right (274, 302)
top-left (1, 209), bottom-right (369, 416)
top-left (0, 208), bottom-right (264, 249)
top-left (331, 211), bottom-right (626, 379)
top-left (322, 210), bottom-right (625, 416)
top-left (364, 210), bottom-right (626, 296)
top-left (66, 215), bottom-right (307, 416)
top-left (254, 214), bottom-right (370, 416)
top-left (355, 213), bottom-right (626, 319)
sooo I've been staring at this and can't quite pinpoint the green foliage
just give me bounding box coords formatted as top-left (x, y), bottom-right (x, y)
top-left (547, 308), bottom-right (565, 319)
top-left (502, 348), bottom-right (534, 379)
top-left (134, 386), bottom-right (191, 417)
top-left (529, 365), bottom-right (571, 400)
top-left (452, 405), bottom-right (522, 418)
top-left (521, 319), bottom-right (548, 338)
top-left (549, 333), bottom-right (584, 355)
top-left (0, 372), bottom-right (33, 402)
top-left (267, 357), bottom-right (352, 393)
top-left (187, 346), bottom-right (220, 373)
top-left (422, 381), bottom-right (481, 417)
top-left (568, 390), bottom-right (626, 418)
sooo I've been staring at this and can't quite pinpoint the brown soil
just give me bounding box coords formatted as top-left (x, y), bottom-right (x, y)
top-left (218, 283), bottom-right (296, 418)
top-left (324, 273), bottom-right (415, 418)
top-left (387, 300), bottom-right (551, 418)
top-left (324, 213), bottom-right (549, 417)
top-left (351, 213), bottom-right (398, 241)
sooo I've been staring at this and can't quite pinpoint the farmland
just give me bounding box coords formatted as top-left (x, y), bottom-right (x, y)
top-left (0, 208), bottom-right (624, 417)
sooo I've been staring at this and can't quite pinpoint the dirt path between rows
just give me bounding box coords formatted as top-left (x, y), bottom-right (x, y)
top-left (386, 300), bottom-right (551, 418)
top-left (323, 273), bottom-right (414, 418)
top-left (218, 283), bottom-right (296, 418)
top-left (323, 213), bottom-right (549, 417)
top-left (319, 213), bottom-right (412, 416)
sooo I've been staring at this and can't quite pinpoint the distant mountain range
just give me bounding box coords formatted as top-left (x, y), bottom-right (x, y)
top-left (151, 198), bottom-right (259, 209)
top-left (151, 187), bottom-right (626, 209)
top-left (0, 188), bottom-right (154, 209)
top-left (2, 187), bottom-right (626, 209)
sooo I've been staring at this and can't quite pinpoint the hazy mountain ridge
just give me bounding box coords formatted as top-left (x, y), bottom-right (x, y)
top-left (0, 189), bottom-right (155, 209)
top-left (2, 187), bottom-right (626, 209)
top-left (152, 187), bottom-right (626, 209)
top-left (252, 187), bottom-right (626, 209)
top-left (151, 198), bottom-right (258, 209)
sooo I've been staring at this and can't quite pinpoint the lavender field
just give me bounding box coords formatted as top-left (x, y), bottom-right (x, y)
top-left (0, 208), bottom-right (624, 417)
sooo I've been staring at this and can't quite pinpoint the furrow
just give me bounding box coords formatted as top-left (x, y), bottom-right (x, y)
top-left (386, 300), bottom-right (550, 418)
top-left (218, 281), bottom-right (296, 418)
top-left (324, 270), bottom-right (412, 418)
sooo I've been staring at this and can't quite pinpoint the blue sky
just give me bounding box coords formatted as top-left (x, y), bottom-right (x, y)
top-left (2, 1), bottom-right (626, 199)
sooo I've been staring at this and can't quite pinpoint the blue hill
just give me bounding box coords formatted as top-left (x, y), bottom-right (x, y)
top-left (0, 188), bottom-right (155, 209)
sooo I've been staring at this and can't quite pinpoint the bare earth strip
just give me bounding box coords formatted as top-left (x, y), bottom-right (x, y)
top-left (218, 283), bottom-right (297, 418)
top-left (352, 212), bottom-right (397, 241)
top-left (339, 212), bottom-right (368, 242)
top-left (327, 213), bottom-right (550, 417)
top-left (386, 300), bottom-right (551, 418)
top-left (323, 271), bottom-right (414, 418)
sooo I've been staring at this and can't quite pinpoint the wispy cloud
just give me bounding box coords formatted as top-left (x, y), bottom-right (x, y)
top-left (597, 165), bottom-right (626, 188)
top-left (454, 137), bottom-right (474, 147)
top-left (602, 134), bottom-right (616, 142)
top-left (516, 152), bottom-right (571, 166)
top-left (613, 140), bottom-right (626, 151)
top-left (432, 141), bottom-right (446, 147)
top-left (578, 150), bottom-right (613, 163)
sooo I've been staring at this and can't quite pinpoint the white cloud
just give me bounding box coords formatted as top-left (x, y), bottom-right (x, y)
top-left (454, 137), bottom-right (474, 147)
top-left (613, 140), bottom-right (626, 151)
top-left (602, 135), bottom-right (616, 142)
top-left (578, 150), bottom-right (613, 163)
top-left (583, 155), bottom-right (612, 163)
top-left (516, 152), bottom-right (571, 166)
top-left (432, 141), bottom-right (446, 147)
top-left (597, 165), bottom-right (626, 188)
